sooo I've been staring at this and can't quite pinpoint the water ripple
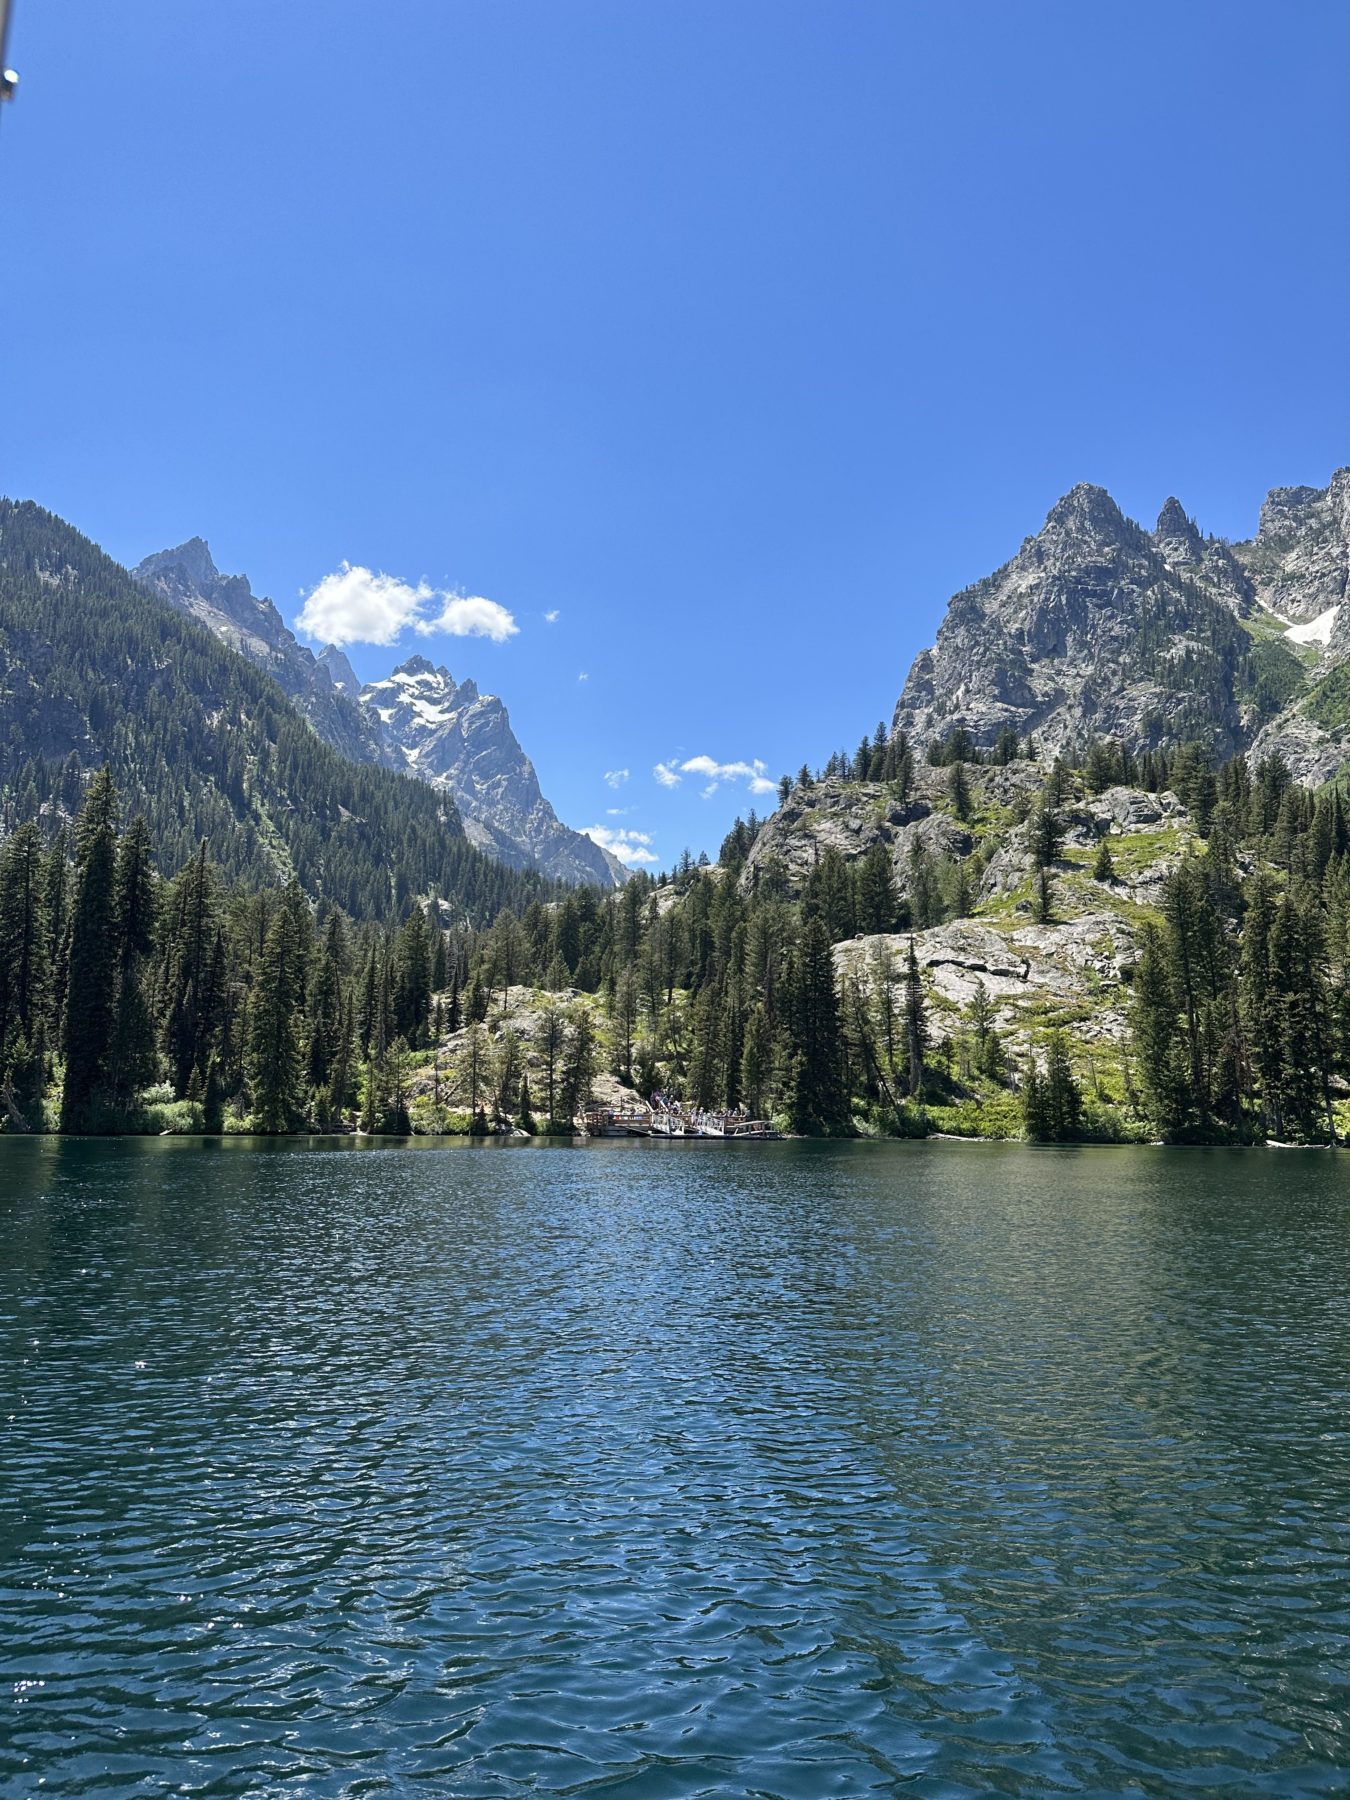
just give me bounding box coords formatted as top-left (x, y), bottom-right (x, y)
top-left (1, 1137), bottom-right (1348, 1796)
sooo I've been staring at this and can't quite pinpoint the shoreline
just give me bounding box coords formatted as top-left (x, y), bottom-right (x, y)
top-left (0, 1129), bottom-right (1340, 1152)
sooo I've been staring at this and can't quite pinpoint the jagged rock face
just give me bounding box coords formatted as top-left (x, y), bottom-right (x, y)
top-left (134, 540), bottom-right (388, 767)
top-left (136, 542), bottom-right (624, 888)
top-left (317, 643), bottom-right (361, 694)
top-left (1235, 470), bottom-right (1350, 630)
top-left (1152, 498), bottom-right (1255, 617)
top-left (1245, 713), bottom-right (1347, 788)
top-left (362, 658), bottom-right (626, 887)
top-left (892, 485), bottom-right (1253, 761)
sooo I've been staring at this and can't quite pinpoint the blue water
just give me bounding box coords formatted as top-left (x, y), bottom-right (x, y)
top-left (2, 1137), bottom-right (1348, 1796)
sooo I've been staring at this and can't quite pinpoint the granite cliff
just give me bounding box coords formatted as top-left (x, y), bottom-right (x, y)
top-left (891, 469), bottom-right (1350, 785)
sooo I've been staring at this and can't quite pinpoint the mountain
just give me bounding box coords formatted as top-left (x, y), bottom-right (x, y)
top-left (891, 471), bottom-right (1350, 785)
top-left (892, 484), bottom-right (1257, 762)
top-left (362, 658), bottom-right (626, 887)
top-left (133, 539), bottom-right (624, 887)
top-left (133, 539), bottom-right (387, 766)
top-left (0, 500), bottom-right (553, 922)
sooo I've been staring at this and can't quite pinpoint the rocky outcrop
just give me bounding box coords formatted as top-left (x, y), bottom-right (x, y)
top-left (1245, 712), bottom-right (1347, 788)
top-left (741, 769), bottom-right (1009, 899)
top-left (135, 541), bottom-right (624, 888)
top-left (834, 910), bottom-right (1141, 1053)
top-left (891, 485), bottom-right (1254, 761)
top-left (363, 658), bottom-right (626, 887)
top-left (1234, 469), bottom-right (1350, 631)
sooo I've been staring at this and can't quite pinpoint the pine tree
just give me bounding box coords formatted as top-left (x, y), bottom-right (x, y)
top-left (107, 815), bottom-right (159, 1110)
top-left (857, 841), bottom-right (899, 934)
top-left (1043, 1033), bottom-right (1082, 1139)
top-left (0, 822), bottom-right (50, 1081)
top-left (560, 1003), bottom-right (598, 1120)
top-left (1130, 922), bottom-right (1186, 1135)
top-left (392, 901), bottom-right (433, 1044)
top-left (613, 967), bottom-right (639, 1085)
top-left (61, 769), bottom-right (120, 1131)
top-left (517, 1074), bottom-right (535, 1132)
top-left (908, 839), bottom-right (943, 930)
top-left (786, 917), bottom-right (847, 1132)
top-left (307, 909), bottom-right (349, 1093)
top-left (740, 1002), bottom-right (774, 1117)
top-left (687, 982), bottom-right (722, 1109)
top-left (247, 903), bottom-right (303, 1132)
top-left (1092, 837), bottom-right (1115, 882)
top-left (161, 842), bottom-right (224, 1097)
top-left (1021, 1061), bottom-right (1048, 1140)
top-left (536, 996), bottom-right (566, 1126)
top-left (947, 759), bottom-right (971, 821)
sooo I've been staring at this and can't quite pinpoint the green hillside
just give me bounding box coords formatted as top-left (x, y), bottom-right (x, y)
top-left (0, 500), bottom-right (553, 923)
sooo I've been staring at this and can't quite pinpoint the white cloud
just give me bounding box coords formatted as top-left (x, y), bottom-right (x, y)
top-left (544, 609), bottom-right (560, 624)
top-left (653, 755), bottom-right (777, 797)
top-left (578, 670), bottom-right (589, 682)
top-left (296, 563), bottom-right (434, 648)
top-left (604, 768), bottom-right (629, 789)
top-left (605, 807), bottom-right (629, 816)
top-left (421, 594), bottom-right (518, 642)
top-left (583, 824), bottom-right (658, 866)
top-left (296, 565), bottom-right (517, 647)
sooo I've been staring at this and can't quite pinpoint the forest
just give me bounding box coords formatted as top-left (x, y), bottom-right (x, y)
top-left (1, 723), bottom-right (1347, 1144)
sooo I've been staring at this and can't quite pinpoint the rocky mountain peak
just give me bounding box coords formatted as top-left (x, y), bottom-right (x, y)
top-left (137, 535), bottom-right (221, 591)
top-left (1041, 483), bottom-right (1131, 543)
top-left (359, 663), bottom-right (622, 886)
top-left (1155, 497), bottom-right (1200, 543)
top-left (316, 643), bottom-right (360, 693)
top-left (392, 653), bottom-right (440, 680)
top-left (135, 536), bottom-right (390, 770)
top-left (892, 481), bottom-right (1251, 761)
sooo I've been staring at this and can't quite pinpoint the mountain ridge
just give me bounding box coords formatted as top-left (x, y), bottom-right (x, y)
top-left (0, 499), bottom-right (553, 922)
top-left (890, 467), bottom-right (1350, 785)
top-left (133, 540), bottom-right (625, 887)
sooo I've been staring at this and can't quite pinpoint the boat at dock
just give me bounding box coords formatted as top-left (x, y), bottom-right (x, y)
top-left (580, 1105), bottom-right (655, 1137)
top-left (580, 1097), bottom-right (781, 1141)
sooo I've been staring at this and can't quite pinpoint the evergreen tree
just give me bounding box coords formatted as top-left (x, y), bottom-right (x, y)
top-left (107, 815), bottom-right (159, 1110)
top-left (560, 1003), bottom-right (598, 1120)
top-left (1042, 1033), bottom-right (1082, 1140)
top-left (786, 917), bottom-right (847, 1132)
top-left (908, 839), bottom-right (943, 930)
top-left (61, 769), bottom-right (120, 1131)
top-left (740, 1002), bottom-right (774, 1117)
top-left (857, 841), bottom-right (899, 934)
top-left (160, 841), bottom-right (224, 1098)
top-left (536, 996), bottom-right (566, 1126)
top-left (947, 759), bottom-right (971, 821)
top-left (0, 822), bottom-right (50, 1076)
top-left (1130, 922), bottom-right (1186, 1135)
top-left (392, 901), bottom-right (433, 1044)
top-left (247, 903), bottom-right (303, 1132)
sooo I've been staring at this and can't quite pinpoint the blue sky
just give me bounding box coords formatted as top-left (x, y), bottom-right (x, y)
top-left (5, 1), bottom-right (1349, 869)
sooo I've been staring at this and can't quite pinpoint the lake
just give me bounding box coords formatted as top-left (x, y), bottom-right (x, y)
top-left (1, 1137), bottom-right (1347, 1797)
